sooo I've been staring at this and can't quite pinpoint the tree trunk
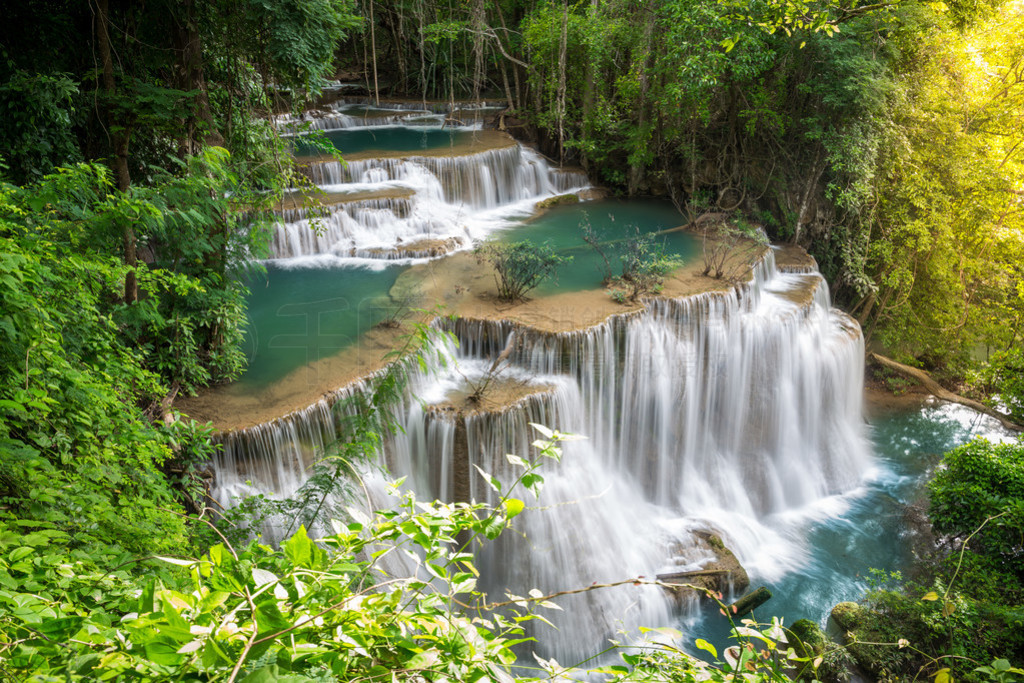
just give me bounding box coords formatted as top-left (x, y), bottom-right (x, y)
top-left (869, 353), bottom-right (1023, 431)
top-left (174, 0), bottom-right (222, 156)
top-left (369, 0), bottom-right (380, 106)
top-left (793, 145), bottom-right (824, 244)
top-left (97, 0), bottom-right (137, 305)
top-left (581, 0), bottom-right (598, 172)
top-left (555, 1), bottom-right (569, 163)
top-left (471, 0), bottom-right (486, 103)
top-left (628, 10), bottom-right (655, 194)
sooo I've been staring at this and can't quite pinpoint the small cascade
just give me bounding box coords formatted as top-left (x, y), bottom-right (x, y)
top-left (209, 249), bottom-right (871, 662)
top-left (273, 144), bottom-right (584, 260)
top-left (277, 98), bottom-right (505, 134)
top-left (274, 196), bottom-right (412, 224)
top-left (303, 146), bottom-right (554, 207)
top-left (269, 196), bottom-right (458, 259)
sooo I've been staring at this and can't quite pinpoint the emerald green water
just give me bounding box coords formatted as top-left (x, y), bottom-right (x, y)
top-left (239, 199), bottom-right (696, 389)
top-left (294, 127), bottom-right (480, 156)
top-left (498, 199), bottom-right (696, 295)
top-left (240, 265), bottom-right (401, 389)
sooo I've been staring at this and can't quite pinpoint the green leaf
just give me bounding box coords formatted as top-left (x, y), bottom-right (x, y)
top-left (480, 514), bottom-right (506, 540)
top-left (504, 498), bottom-right (525, 519)
top-left (530, 423), bottom-right (554, 439)
top-left (139, 579), bottom-right (155, 614)
top-left (473, 464), bottom-right (502, 493)
top-left (694, 637), bottom-right (717, 659)
top-left (283, 526), bottom-right (312, 567)
top-left (144, 636), bottom-right (185, 667)
top-left (240, 665), bottom-right (299, 683)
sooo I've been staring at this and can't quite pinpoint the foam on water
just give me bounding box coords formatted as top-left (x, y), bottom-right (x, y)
top-left (211, 249), bottom-right (873, 663)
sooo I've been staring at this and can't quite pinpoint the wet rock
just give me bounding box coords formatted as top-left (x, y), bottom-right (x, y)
top-left (658, 531), bottom-right (750, 603)
top-left (577, 187), bottom-right (608, 201)
top-left (536, 193), bottom-right (580, 209)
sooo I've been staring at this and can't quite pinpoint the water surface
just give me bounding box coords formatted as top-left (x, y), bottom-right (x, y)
top-left (688, 401), bottom-right (1013, 652)
top-left (294, 126), bottom-right (483, 156)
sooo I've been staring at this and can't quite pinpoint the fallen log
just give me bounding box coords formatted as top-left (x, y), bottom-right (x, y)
top-left (869, 353), bottom-right (1022, 432)
top-left (656, 569), bottom-right (736, 582)
top-left (728, 586), bottom-right (772, 617)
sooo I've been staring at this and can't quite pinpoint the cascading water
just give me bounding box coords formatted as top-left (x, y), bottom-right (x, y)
top-left (270, 135), bottom-right (587, 262)
top-left (276, 97), bottom-right (506, 134)
top-left (209, 246), bottom-right (871, 663)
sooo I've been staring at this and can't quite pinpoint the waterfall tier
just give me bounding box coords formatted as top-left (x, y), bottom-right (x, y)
top-left (272, 144), bottom-right (587, 261)
top-left (277, 98), bottom-right (506, 134)
top-left (208, 249), bottom-right (870, 663)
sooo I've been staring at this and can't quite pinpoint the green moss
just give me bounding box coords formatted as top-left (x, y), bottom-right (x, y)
top-left (705, 533), bottom-right (726, 551)
top-left (537, 193), bottom-right (580, 209)
top-left (788, 619), bottom-right (828, 659)
top-left (830, 602), bottom-right (865, 632)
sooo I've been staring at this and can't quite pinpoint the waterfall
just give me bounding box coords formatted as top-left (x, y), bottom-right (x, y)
top-left (276, 98), bottom-right (505, 134)
top-left (303, 146), bottom-right (556, 206)
top-left (209, 249), bottom-right (871, 663)
top-left (271, 145), bottom-right (586, 261)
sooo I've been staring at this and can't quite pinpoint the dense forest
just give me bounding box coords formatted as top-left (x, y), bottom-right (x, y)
top-left (1, 0), bottom-right (1023, 680)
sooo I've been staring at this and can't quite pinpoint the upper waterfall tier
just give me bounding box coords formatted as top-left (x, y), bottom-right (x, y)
top-left (271, 138), bottom-right (588, 261)
top-left (276, 98), bottom-right (506, 133)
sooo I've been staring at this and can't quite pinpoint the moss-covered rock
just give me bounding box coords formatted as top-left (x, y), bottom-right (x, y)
top-left (830, 601), bottom-right (866, 633)
top-left (829, 601), bottom-right (911, 682)
top-left (788, 618), bottom-right (829, 659)
top-left (536, 193), bottom-right (579, 209)
top-left (785, 618), bottom-right (857, 682)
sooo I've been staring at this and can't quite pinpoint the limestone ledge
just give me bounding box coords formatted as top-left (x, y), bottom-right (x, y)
top-left (176, 239), bottom-right (816, 433)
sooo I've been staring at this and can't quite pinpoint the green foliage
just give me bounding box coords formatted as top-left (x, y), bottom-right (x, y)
top-left (0, 230), bottom-right (190, 558)
top-left (477, 241), bottom-right (569, 302)
top-left (236, 0), bottom-right (362, 94)
top-left (982, 349), bottom-right (1024, 424)
top-left (5, 156), bottom-right (268, 393)
top-left (0, 70), bottom-right (82, 184)
top-left (929, 439), bottom-right (1024, 588)
top-left (618, 228), bottom-right (680, 301)
top-left (846, 584), bottom-right (1024, 682)
top-left (835, 439), bottom-right (1024, 681)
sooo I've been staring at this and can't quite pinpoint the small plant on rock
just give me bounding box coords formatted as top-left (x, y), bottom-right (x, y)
top-left (701, 216), bottom-right (768, 281)
top-left (477, 240), bottom-right (569, 302)
top-left (620, 226), bottom-right (679, 301)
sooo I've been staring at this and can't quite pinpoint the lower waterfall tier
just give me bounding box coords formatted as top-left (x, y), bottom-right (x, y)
top-left (206, 248), bottom-right (871, 663)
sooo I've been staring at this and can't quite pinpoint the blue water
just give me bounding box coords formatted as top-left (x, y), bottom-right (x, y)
top-left (497, 198), bottom-right (696, 295)
top-left (239, 264), bottom-right (402, 389)
top-left (239, 199), bottom-right (695, 388)
top-left (689, 401), bottom-right (1013, 653)
top-left (294, 126), bottom-right (479, 156)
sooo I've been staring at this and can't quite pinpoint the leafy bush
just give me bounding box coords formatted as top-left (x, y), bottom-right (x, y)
top-left (619, 227), bottom-right (679, 301)
top-left (580, 220), bottom-right (680, 301)
top-left (477, 241), bottom-right (569, 302)
top-left (834, 439), bottom-right (1024, 682)
top-left (929, 439), bottom-right (1024, 596)
top-left (0, 431), bottom-right (818, 682)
